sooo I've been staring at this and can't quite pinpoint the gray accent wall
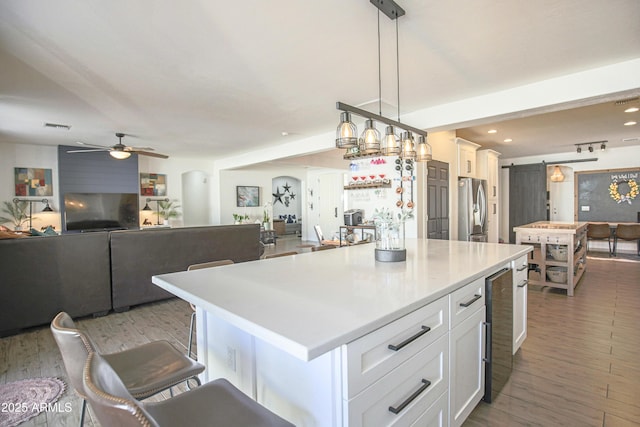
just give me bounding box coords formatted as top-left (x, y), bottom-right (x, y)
top-left (58, 145), bottom-right (139, 232)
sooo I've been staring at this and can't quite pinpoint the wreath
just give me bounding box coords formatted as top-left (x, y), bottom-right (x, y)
top-left (609, 179), bottom-right (638, 205)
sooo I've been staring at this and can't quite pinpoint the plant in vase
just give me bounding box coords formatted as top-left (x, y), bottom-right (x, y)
top-left (372, 208), bottom-right (414, 262)
top-left (262, 202), bottom-right (272, 230)
top-left (233, 213), bottom-right (250, 224)
top-left (0, 200), bottom-right (30, 231)
top-left (158, 200), bottom-right (181, 225)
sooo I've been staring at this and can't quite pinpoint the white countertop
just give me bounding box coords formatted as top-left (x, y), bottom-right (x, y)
top-left (513, 221), bottom-right (588, 233)
top-left (153, 239), bottom-right (530, 361)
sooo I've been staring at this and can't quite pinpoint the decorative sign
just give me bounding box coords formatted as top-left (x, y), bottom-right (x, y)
top-left (140, 173), bottom-right (167, 196)
top-left (14, 167), bottom-right (53, 196)
top-left (608, 173), bottom-right (638, 205)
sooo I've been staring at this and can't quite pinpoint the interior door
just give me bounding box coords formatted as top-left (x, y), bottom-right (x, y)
top-left (318, 173), bottom-right (343, 241)
top-left (427, 161), bottom-right (449, 240)
top-left (508, 163), bottom-right (547, 243)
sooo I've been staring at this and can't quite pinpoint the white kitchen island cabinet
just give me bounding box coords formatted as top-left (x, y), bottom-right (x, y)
top-left (153, 239), bottom-right (530, 427)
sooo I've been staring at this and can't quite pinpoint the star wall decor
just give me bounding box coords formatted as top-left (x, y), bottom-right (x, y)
top-left (289, 193), bottom-right (295, 200)
top-left (272, 187), bottom-right (285, 204)
top-left (283, 182), bottom-right (291, 193)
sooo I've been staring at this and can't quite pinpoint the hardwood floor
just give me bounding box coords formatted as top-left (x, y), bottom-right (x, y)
top-left (0, 253), bottom-right (637, 426)
top-left (465, 255), bottom-right (640, 427)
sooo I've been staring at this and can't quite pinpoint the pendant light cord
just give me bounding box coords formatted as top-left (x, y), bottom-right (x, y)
top-left (396, 18), bottom-right (400, 122)
top-left (377, 10), bottom-right (382, 116)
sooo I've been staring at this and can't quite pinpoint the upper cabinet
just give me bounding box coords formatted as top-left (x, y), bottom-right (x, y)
top-left (456, 138), bottom-right (480, 178)
top-left (477, 149), bottom-right (501, 243)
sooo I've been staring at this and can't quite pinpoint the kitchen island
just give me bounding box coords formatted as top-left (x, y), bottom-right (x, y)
top-left (513, 221), bottom-right (587, 296)
top-left (153, 239), bottom-right (530, 426)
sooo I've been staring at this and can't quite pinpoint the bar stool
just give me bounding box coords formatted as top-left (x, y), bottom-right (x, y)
top-left (186, 260), bottom-right (234, 359)
top-left (586, 223), bottom-right (612, 256)
top-left (614, 223), bottom-right (640, 256)
top-left (84, 352), bottom-right (294, 427)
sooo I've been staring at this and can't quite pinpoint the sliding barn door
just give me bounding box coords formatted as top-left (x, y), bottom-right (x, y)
top-left (508, 163), bottom-right (547, 243)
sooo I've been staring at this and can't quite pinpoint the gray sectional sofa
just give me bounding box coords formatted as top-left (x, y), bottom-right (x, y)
top-left (0, 224), bottom-right (261, 336)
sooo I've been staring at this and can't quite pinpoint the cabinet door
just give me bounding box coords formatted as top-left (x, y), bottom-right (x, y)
top-left (513, 278), bottom-right (527, 353)
top-left (458, 148), bottom-right (475, 178)
top-left (450, 306), bottom-right (485, 427)
top-left (487, 201), bottom-right (499, 243)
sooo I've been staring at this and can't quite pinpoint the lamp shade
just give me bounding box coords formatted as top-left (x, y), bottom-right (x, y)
top-left (359, 119), bottom-right (381, 155)
top-left (550, 165), bottom-right (564, 182)
top-left (110, 150), bottom-right (131, 160)
top-left (381, 126), bottom-right (401, 155)
top-left (400, 131), bottom-right (416, 160)
top-left (415, 135), bottom-right (432, 162)
top-left (335, 112), bottom-right (358, 148)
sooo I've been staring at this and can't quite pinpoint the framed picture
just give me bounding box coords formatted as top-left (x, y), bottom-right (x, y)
top-left (140, 173), bottom-right (167, 196)
top-left (15, 167), bottom-right (53, 196)
top-left (236, 186), bottom-right (260, 207)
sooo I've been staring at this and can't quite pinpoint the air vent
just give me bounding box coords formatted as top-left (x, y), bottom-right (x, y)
top-left (614, 98), bottom-right (639, 105)
top-left (44, 122), bottom-right (71, 130)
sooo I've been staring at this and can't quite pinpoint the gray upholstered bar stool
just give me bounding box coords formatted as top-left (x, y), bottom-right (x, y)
top-left (186, 259), bottom-right (234, 359)
top-left (614, 223), bottom-right (640, 256)
top-left (51, 312), bottom-right (205, 426)
top-left (587, 223), bottom-right (612, 256)
top-left (84, 352), bottom-right (295, 427)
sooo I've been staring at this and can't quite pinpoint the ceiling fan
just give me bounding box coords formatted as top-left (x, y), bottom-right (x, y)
top-left (67, 133), bottom-right (169, 159)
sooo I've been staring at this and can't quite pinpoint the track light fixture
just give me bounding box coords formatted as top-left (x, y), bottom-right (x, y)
top-left (575, 140), bottom-right (607, 154)
top-left (335, 0), bottom-right (431, 162)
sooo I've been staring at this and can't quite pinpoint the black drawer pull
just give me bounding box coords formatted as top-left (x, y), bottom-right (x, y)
top-left (516, 265), bottom-right (527, 272)
top-left (459, 294), bottom-right (482, 307)
top-left (518, 280), bottom-right (528, 288)
top-left (388, 379), bottom-right (431, 415)
top-left (388, 325), bottom-right (431, 352)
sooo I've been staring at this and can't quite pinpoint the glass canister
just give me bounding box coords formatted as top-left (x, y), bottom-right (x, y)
top-left (375, 221), bottom-right (406, 262)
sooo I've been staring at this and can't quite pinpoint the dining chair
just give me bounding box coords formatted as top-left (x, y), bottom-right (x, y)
top-left (83, 352), bottom-right (294, 427)
top-left (186, 260), bottom-right (234, 359)
top-left (586, 223), bottom-right (612, 256)
top-left (51, 312), bottom-right (205, 426)
top-left (614, 223), bottom-right (640, 256)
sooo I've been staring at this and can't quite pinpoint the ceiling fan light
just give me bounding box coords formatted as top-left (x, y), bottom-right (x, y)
top-left (359, 119), bottom-right (381, 154)
top-left (400, 131), bottom-right (416, 160)
top-left (381, 126), bottom-right (401, 156)
top-left (415, 135), bottom-right (432, 162)
top-left (336, 112), bottom-right (358, 148)
top-left (110, 150), bottom-right (131, 160)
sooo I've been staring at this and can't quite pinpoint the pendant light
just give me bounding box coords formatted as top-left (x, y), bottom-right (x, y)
top-left (550, 165), bottom-right (565, 182)
top-left (400, 131), bottom-right (416, 160)
top-left (360, 119), bottom-right (381, 154)
top-left (335, 112), bottom-right (359, 148)
top-left (416, 135), bottom-right (433, 162)
top-left (381, 125), bottom-right (401, 155)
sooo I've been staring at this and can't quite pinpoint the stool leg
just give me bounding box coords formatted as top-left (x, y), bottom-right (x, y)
top-left (188, 310), bottom-right (196, 359)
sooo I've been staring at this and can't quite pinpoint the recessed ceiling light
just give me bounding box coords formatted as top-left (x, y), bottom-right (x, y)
top-left (503, 138), bottom-right (512, 143)
top-left (281, 131), bottom-right (289, 136)
top-left (487, 129), bottom-right (497, 134)
top-left (624, 107), bottom-right (639, 113)
top-left (624, 121), bottom-right (637, 126)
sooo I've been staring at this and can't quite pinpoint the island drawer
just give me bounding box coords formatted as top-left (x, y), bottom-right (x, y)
top-left (513, 255), bottom-right (528, 285)
top-left (345, 333), bottom-right (449, 427)
top-left (450, 277), bottom-right (485, 328)
top-left (342, 295), bottom-right (449, 399)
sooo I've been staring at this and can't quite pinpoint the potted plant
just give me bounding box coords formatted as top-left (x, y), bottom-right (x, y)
top-left (0, 200), bottom-right (30, 231)
top-left (372, 207), bottom-right (414, 262)
top-left (233, 213), bottom-right (250, 224)
top-left (262, 202), bottom-right (272, 230)
top-left (158, 200), bottom-right (181, 225)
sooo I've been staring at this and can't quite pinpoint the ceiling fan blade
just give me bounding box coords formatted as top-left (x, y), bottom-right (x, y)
top-left (76, 141), bottom-right (111, 149)
top-left (131, 150), bottom-right (169, 159)
top-left (127, 146), bottom-right (155, 151)
top-left (67, 148), bottom-right (110, 153)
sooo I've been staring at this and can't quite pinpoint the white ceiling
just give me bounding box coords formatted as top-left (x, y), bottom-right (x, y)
top-left (0, 0), bottom-right (639, 162)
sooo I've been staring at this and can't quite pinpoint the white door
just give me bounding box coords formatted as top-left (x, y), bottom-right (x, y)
top-left (318, 173), bottom-right (343, 241)
top-left (550, 180), bottom-right (574, 222)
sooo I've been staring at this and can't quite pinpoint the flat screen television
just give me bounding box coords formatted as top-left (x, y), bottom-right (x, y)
top-left (64, 193), bottom-right (139, 232)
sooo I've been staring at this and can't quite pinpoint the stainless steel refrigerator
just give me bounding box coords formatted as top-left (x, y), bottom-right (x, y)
top-left (458, 177), bottom-right (488, 242)
top-left (483, 267), bottom-right (513, 403)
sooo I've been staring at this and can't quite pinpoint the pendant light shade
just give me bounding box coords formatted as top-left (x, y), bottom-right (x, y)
top-left (359, 119), bottom-right (381, 154)
top-left (142, 202), bottom-right (152, 211)
top-left (400, 131), bottom-right (416, 160)
top-left (550, 165), bottom-right (565, 182)
top-left (415, 135), bottom-right (432, 162)
top-left (42, 200), bottom-right (54, 212)
top-left (336, 112), bottom-right (359, 148)
top-left (381, 125), bottom-right (401, 155)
